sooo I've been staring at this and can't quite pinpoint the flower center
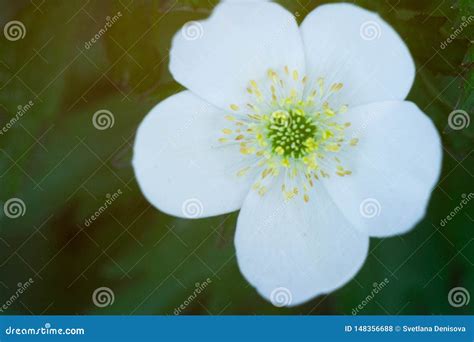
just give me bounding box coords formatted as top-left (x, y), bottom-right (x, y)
top-left (267, 109), bottom-right (317, 159)
top-left (218, 66), bottom-right (358, 202)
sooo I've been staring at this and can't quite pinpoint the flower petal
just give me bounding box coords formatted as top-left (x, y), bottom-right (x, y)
top-left (323, 101), bottom-right (442, 237)
top-left (170, 1), bottom-right (305, 112)
top-left (300, 3), bottom-right (415, 107)
top-left (235, 178), bottom-right (369, 306)
top-left (133, 91), bottom-right (254, 218)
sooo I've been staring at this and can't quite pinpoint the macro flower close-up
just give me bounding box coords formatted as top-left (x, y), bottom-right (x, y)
top-left (3, 0), bottom-right (472, 322)
top-left (133, 0), bottom-right (442, 305)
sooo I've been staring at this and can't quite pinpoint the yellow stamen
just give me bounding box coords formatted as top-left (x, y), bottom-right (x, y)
top-left (292, 70), bottom-right (299, 81)
top-left (330, 83), bottom-right (343, 92)
top-left (237, 167), bottom-right (250, 177)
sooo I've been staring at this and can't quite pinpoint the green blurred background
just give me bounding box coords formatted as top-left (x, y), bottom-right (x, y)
top-left (0, 0), bottom-right (472, 315)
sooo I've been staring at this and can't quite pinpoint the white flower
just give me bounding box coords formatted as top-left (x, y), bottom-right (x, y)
top-left (133, 1), bottom-right (442, 306)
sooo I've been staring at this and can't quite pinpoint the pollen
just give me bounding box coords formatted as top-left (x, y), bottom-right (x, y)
top-left (267, 109), bottom-right (317, 159)
top-left (217, 69), bottom-right (354, 202)
top-left (330, 83), bottom-right (343, 92)
top-left (292, 70), bottom-right (299, 81)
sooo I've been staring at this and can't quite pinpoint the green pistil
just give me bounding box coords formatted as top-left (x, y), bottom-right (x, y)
top-left (267, 109), bottom-right (317, 158)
